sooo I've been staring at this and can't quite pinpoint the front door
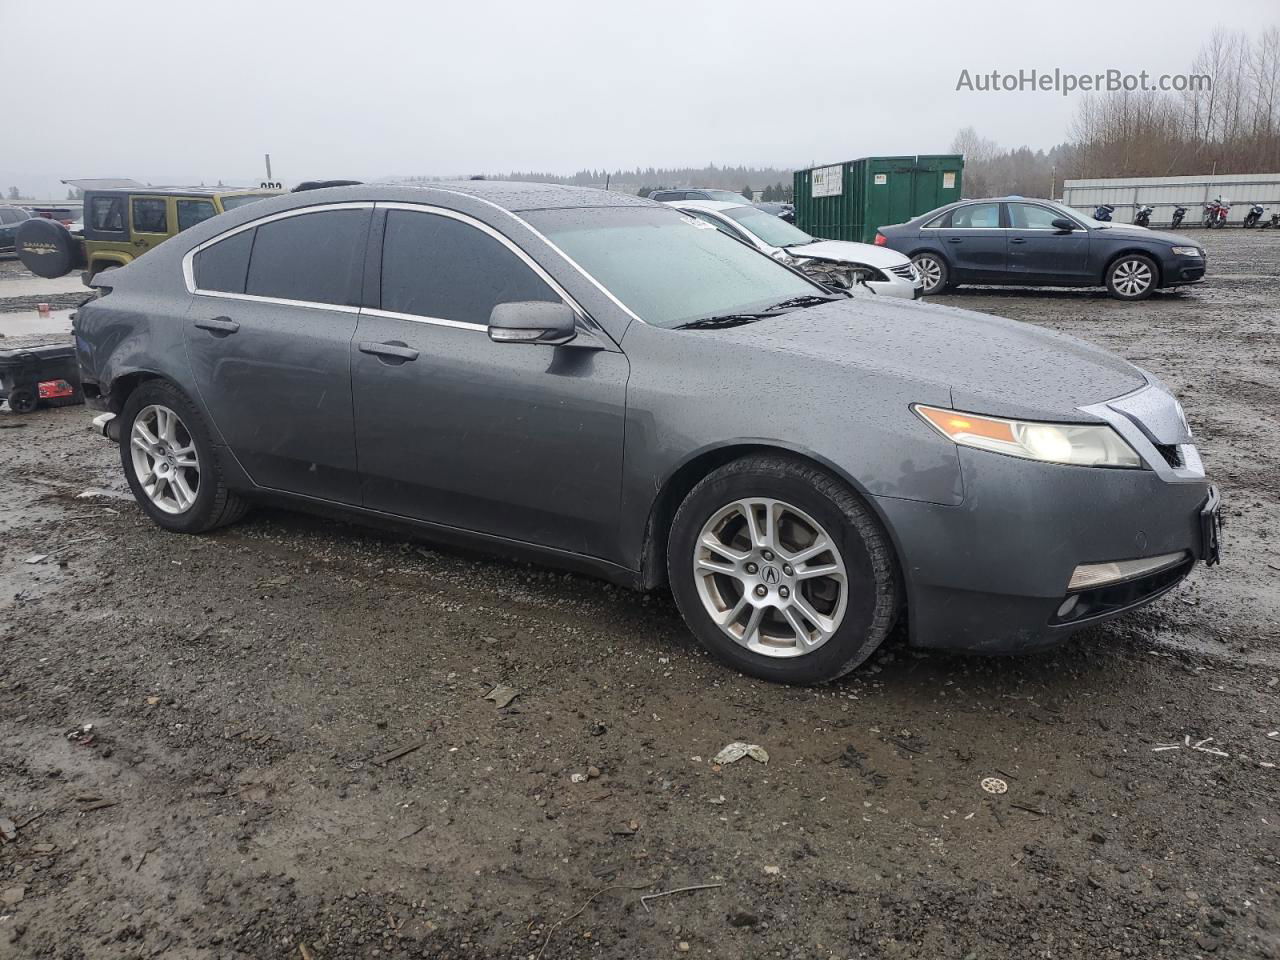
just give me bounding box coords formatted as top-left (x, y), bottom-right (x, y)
top-left (351, 206), bottom-right (629, 560)
top-left (937, 201), bottom-right (1006, 281)
top-left (1005, 202), bottom-right (1091, 282)
top-left (184, 205), bottom-right (371, 502)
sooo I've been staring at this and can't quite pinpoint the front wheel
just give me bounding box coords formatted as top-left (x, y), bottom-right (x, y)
top-left (1105, 254), bottom-right (1157, 300)
top-left (667, 455), bottom-right (899, 685)
top-left (911, 253), bottom-right (949, 296)
top-left (119, 380), bottom-right (248, 533)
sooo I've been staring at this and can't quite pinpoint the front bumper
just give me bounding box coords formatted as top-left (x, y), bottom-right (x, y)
top-left (1160, 253), bottom-right (1206, 285)
top-left (874, 448), bottom-right (1215, 654)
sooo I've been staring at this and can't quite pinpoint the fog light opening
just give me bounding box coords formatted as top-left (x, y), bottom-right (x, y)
top-left (1067, 551), bottom-right (1188, 592)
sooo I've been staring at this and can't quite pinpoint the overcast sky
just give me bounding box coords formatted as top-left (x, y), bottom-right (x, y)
top-left (3, 0), bottom-right (1275, 195)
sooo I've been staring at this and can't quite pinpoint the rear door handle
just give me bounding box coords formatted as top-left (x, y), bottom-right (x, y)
top-left (359, 340), bottom-right (419, 363)
top-left (1010, 237), bottom-right (1027, 244)
top-left (194, 316), bottom-right (240, 335)
top-left (946, 237), bottom-right (963, 243)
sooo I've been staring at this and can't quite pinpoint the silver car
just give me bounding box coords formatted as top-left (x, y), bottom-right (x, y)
top-left (667, 199), bottom-right (923, 299)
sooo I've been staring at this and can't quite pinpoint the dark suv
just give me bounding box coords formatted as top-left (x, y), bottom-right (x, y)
top-left (876, 197), bottom-right (1207, 300)
top-left (647, 188), bottom-right (752, 204)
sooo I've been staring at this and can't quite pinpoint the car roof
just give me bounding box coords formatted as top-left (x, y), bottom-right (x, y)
top-left (396, 180), bottom-right (655, 212)
top-left (665, 199), bottom-right (746, 213)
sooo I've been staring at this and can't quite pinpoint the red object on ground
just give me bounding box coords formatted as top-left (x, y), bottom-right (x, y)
top-left (37, 303), bottom-right (51, 318)
top-left (37, 379), bottom-right (75, 400)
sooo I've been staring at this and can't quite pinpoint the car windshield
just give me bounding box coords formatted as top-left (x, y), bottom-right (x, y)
top-left (701, 190), bottom-right (753, 203)
top-left (722, 205), bottom-right (814, 247)
top-left (220, 193), bottom-right (276, 211)
top-left (524, 206), bottom-right (828, 329)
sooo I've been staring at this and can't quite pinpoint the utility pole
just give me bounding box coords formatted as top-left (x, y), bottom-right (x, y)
top-left (265, 154), bottom-right (273, 182)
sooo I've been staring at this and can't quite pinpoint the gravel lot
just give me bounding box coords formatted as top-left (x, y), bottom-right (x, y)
top-left (1, 232), bottom-right (1278, 960)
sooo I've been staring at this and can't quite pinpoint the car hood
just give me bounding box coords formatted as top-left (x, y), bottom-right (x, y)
top-left (704, 297), bottom-right (1147, 421)
top-left (1096, 224), bottom-right (1188, 246)
top-left (785, 239), bottom-right (909, 268)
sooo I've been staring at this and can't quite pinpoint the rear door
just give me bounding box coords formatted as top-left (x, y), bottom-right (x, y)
top-left (350, 204), bottom-right (629, 559)
top-left (933, 201), bottom-right (1006, 281)
top-left (1006, 202), bottom-right (1091, 282)
top-left (184, 203), bottom-right (371, 502)
top-left (128, 195), bottom-right (174, 257)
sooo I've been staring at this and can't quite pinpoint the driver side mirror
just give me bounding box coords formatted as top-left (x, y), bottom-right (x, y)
top-left (488, 301), bottom-right (578, 345)
top-left (1051, 218), bottom-right (1077, 232)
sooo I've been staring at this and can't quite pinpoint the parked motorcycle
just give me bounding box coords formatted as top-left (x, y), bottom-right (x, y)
top-left (1261, 213), bottom-right (1280, 230)
top-left (1133, 204), bottom-right (1153, 227)
top-left (1093, 204), bottom-right (1115, 222)
top-left (1170, 205), bottom-right (1188, 228)
top-left (1242, 203), bottom-right (1265, 228)
top-left (1202, 197), bottom-right (1229, 228)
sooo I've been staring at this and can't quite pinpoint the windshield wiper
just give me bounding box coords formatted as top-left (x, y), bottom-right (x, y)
top-left (675, 314), bottom-right (769, 330)
top-left (761, 294), bottom-right (838, 311)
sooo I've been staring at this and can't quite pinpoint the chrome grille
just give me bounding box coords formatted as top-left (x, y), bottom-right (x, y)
top-left (889, 263), bottom-right (916, 280)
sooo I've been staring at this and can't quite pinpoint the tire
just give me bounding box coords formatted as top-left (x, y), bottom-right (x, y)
top-left (118, 380), bottom-right (248, 533)
top-left (1105, 254), bottom-right (1158, 301)
top-left (15, 217), bottom-right (84, 279)
top-left (7, 387), bottom-right (37, 414)
top-left (667, 455), bottom-right (899, 685)
top-left (911, 252), bottom-right (949, 296)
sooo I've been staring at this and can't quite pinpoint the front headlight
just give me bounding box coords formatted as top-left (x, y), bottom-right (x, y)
top-left (914, 405), bottom-right (1142, 468)
top-left (1170, 246), bottom-right (1202, 257)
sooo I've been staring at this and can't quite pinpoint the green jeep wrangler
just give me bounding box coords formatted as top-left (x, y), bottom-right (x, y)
top-left (17, 184), bottom-right (280, 284)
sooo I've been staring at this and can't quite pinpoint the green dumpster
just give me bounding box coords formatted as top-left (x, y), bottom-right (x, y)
top-left (793, 155), bottom-right (964, 244)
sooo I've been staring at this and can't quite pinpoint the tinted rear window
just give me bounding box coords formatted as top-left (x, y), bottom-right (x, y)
top-left (195, 229), bottom-right (255, 294)
top-left (245, 209), bottom-right (366, 306)
top-left (380, 210), bottom-right (557, 324)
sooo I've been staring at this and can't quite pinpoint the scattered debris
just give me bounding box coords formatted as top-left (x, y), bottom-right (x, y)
top-left (0, 818), bottom-right (15, 843)
top-left (1266, 731), bottom-right (1279, 742)
top-left (483, 684), bottom-right (519, 708)
top-left (2, 886), bottom-right (24, 906)
top-left (727, 911), bottom-right (759, 927)
top-left (762, 865), bottom-right (781, 876)
top-left (534, 881), bottom-right (653, 960)
top-left (66, 723), bottom-right (95, 746)
top-left (134, 846), bottom-right (158, 872)
top-left (885, 733), bottom-right (928, 755)
top-left (571, 772), bottom-right (588, 784)
top-left (22, 554), bottom-right (48, 564)
top-left (396, 823), bottom-right (427, 841)
top-left (1009, 802), bottom-right (1048, 817)
top-left (611, 819), bottom-right (640, 836)
top-left (79, 799), bottom-right (118, 812)
top-left (370, 738), bottom-right (430, 766)
top-left (713, 742), bottom-right (769, 765)
top-left (980, 777), bottom-right (1008, 795)
top-left (640, 882), bottom-right (724, 914)
top-left (1151, 735), bottom-right (1230, 758)
top-left (299, 943), bottom-right (316, 960)
top-left (30, 843), bottom-right (54, 854)
top-left (708, 795), bottom-right (727, 805)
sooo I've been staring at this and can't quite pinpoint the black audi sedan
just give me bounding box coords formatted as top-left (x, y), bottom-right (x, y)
top-left (875, 197), bottom-right (1207, 300)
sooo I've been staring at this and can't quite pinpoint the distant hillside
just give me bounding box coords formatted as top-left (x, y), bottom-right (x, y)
top-left (396, 164), bottom-right (797, 196)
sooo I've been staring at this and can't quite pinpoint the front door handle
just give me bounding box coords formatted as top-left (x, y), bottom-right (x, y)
top-left (194, 316), bottom-right (240, 335)
top-left (359, 340), bottom-right (419, 363)
top-left (946, 237), bottom-right (963, 243)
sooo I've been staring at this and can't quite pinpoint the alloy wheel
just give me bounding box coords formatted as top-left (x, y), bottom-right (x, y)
top-left (1112, 258), bottom-right (1153, 297)
top-left (693, 497), bottom-right (848, 658)
top-left (129, 404), bottom-right (200, 514)
top-left (913, 255), bottom-right (943, 292)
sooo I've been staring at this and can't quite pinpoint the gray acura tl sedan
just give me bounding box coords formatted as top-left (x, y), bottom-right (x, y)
top-left (71, 181), bottom-right (1221, 684)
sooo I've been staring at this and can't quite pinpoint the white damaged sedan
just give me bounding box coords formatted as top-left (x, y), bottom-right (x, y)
top-left (666, 199), bottom-right (923, 299)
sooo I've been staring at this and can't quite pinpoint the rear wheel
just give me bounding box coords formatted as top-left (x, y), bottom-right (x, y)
top-left (911, 252), bottom-right (949, 295)
top-left (1105, 254), bottom-right (1157, 300)
top-left (667, 455), bottom-right (899, 685)
top-left (119, 380), bottom-right (248, 533)
top-left (7, 387), bottom-right (37, 413)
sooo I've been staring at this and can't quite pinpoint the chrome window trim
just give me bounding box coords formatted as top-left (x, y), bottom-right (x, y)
top-left (181, 201), bottom-right (373, 305)
top-left (361, 307), bottom-right (485, 332)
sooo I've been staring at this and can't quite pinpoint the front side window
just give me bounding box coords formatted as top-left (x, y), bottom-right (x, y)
top-left (701, 190), bottom-right (753, 204)
top-left (177, 199), bottom-right (218, 232)
top-left (722, 205), bottom-right (814, 247)
top-left (523, 206), bottom-right (822, 329)
top-left (0, 208), bottom-right (20, 225)
top-left (245, 209), bottom-right (366, 306)
top-left (950, 203), bottom-right (1001, 229)
top-left (90, 196), bottom-right (125, 233)
top-left (380, 210), bottom-right (558, 324)
top-left (220, 193), bottom-right (275, 212)
top-left (132, 198), bottom-right (169, 234)
top-left (1010, 203), bottom-right (1069, 230)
